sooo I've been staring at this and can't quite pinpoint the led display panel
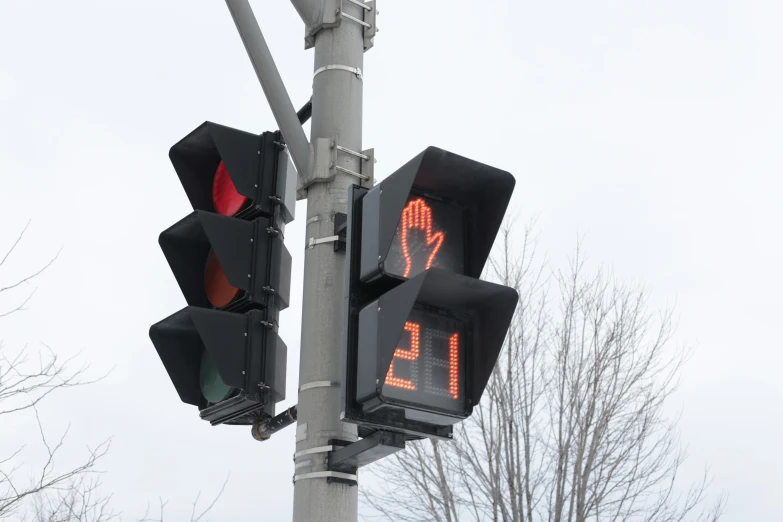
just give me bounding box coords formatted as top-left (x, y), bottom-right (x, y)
top-left (381, 307), bottom-right (467, 415)
top-left (384, 194), bottom-right (465, 279)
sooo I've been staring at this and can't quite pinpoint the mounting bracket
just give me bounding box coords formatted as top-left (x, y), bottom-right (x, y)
top-left (299, 0), bottom-right (378, 51)
top-left (297, 138), bottom-right (375, 199)
top-left (327, 430), bottom-right (405, 482)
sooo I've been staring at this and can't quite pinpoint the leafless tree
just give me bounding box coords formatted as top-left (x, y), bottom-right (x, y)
top-left (26, 477), bottom-right (117, 522)
top-left (362, 223), bottom-right (725, 522)
top-left (0, 222), bottom-right (112, 521)
top-left (1, 223), bottom-right (229, 521)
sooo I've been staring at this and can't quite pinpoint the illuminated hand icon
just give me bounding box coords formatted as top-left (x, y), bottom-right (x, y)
top-left (400, 198), bottom-right (445, 278)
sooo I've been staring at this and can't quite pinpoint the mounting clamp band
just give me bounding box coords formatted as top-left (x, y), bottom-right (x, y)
top-left (299, 380), bottom-right (340, 392)
top-left (292, 471), bottom-right (357, 483)
top-left (313, 64), bottom-right (363, 81)
top-left (308, 236), bottom-right (340, 249)
top-left (294, 445), bottom-right (335, 460)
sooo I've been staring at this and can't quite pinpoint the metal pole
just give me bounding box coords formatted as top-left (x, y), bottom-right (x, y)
top-left (291, 1), bottom-right (364, 521)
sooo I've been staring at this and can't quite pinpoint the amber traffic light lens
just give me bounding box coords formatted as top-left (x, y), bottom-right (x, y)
top-left (212, 160), bottom-right (248, 216)
top-left (204, 249), bottom-right (241, 308)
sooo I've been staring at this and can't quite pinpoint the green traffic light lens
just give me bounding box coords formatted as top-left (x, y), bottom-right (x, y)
top-left (200, 350), bottom-right (233, 404)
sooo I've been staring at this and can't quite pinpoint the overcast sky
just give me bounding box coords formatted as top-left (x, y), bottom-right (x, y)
top-left (1, 0), bottom-right (781, 520)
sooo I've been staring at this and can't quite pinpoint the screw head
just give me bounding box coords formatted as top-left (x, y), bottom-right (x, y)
top-left (376, 379), bottom-right (380, 384)
top-left (248, 274), bottom-right (252, 278)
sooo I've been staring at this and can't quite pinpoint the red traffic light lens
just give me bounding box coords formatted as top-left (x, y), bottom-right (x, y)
top-left (212, 161), bottom-right (248, 216)
top-left (204, 249), bottom-right (241, 308)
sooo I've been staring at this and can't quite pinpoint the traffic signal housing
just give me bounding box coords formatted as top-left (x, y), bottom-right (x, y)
top-left (169, 121), bottom-right (296, 223)
top-left (149, 307), bottom-right (286, 425)
top-left (150, 122), bottom-right (293, 426)
top-left (359, 147), bottom-right (513, 282)
top-left (342, 147), bottom-right (519, 439)
top-left (158, 211), bottom-right (290, 312)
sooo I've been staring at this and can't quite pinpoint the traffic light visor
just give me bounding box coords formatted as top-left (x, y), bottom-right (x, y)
top-left (356, 268), bottom-right (519, 416)
top-left (360, 147), bottom-right (515, 283)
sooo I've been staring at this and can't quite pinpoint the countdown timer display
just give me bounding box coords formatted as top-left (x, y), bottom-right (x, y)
top-left (382, 307), bottom-right (467, 415)
top-left (384, 195), bottom-right (465, 279)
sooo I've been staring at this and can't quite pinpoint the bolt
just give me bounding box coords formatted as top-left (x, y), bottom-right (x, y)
top-left (376, 379), bottom-right (379, 385)
top-left (254, 184), bottom-right (258, 188)
top-left (377, 306), bottom-right (381, 312)
top-left (378, 255), bottom-right (382, 260)
top-left (242, 371), bottom-right (246, 375)
top-left (257, 151), bottom-right (261, 154)
top-left (335, 8), bottom-right (340, 14)
top-left (248, 274), bottom-right (252, 278)
top-left (250, 238), bottom-right (254, 242)
top-left (244, 333), bottom-right (248, 337)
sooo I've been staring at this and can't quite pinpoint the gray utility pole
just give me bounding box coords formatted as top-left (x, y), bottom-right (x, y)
top-left (290, 1), bottom-right (366, 521)
top-left (225, 1), bottom-right (373, 521)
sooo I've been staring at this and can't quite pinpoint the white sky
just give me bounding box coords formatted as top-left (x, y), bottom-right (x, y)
top-left (1, 0), bottom-right (781, 520)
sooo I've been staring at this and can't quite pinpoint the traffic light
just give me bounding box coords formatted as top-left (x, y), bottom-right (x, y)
top-left (149, 121), bottom-right (293, 426)
top-left (157, 211), bottom-right (290, 312)
top-left (169, 121), bottom-right (296, 223)
top-left (149, 307), bottom-right (286, 425)
top-left (342, 147), bottom-right (519, 439)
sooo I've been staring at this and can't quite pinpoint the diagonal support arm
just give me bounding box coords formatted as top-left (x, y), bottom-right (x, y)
top-left (225, 0), bottom-right (311, 178)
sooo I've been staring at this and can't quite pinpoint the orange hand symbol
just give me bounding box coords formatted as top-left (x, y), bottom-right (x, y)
top-left (399, 198), bottom-right (445, 278)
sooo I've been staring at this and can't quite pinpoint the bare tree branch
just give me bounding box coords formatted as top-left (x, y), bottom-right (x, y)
top-left (1, 223), bottom-right (115, 521)
top-left (0, 407), bottom-right (111, 519)
top-left (0, 221), bottom-right (62, 319)
top-left (0, 345), bottom-right (110, 419)
top-left (135, 475), bottom-right (229, 522)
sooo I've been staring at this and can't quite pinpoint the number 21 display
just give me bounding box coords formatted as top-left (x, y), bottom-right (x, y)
top-left (383, 308), bottom-right (466, 415)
